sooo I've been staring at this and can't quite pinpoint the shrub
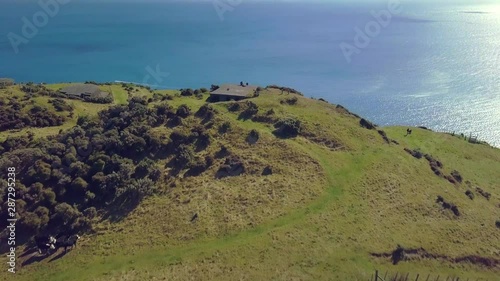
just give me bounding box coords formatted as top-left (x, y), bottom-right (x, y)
top-left (169, 130), bottom-right (191, 145)
top-left (176, 104), bottom-right (191, 118)
top-left (476, 187), bottom-right (491, 200)
top-left (378, 130), bottom-right (390, 143)
top-left (135, 158), bottom-right (154, 178)
top-left (228, 102), bottom-right (241, 112)
top-left (196, 104), bottom-right (216, 120)
top-left (200, 88), bottom-right (209, 93)
top-left (83, 95), bottom-right (113, 104)
top-left (465, 190), bottom-right (474, 200)
top-left (174, 144), bottom-right (195, 168)
top-left (404, 148), bottom-right (423, 159)
top-left (360, 118), bottom-right (376, 130)
top-left (116, 178), bottom-right (156, 200)
top-left (262, 166), bottom-right (273, 176)
top-left (281, 96), bottom-right (298, 105)
top-left (185, 156), bottom-right (209, 177)
top-left (162, 94), bottom-right (174, 101)
top-left (216, 156), bottom-right (245, 178)
top-left (83, 207), bottom-right (97, 219)
top-left (451, 170), bottom-right (463, 183)
top-left (266, 85), bottom-right (302, 95)
top-left (148, 167), bottom-right (162, 181)
top-left (218, 121), bottom-right (231, 134)
top-left (247, 129), bottom-right (260, 144)
top-left (238, 101), bottom-right (259, 119)
top-left (50, 98), bottom-right (74, 112)
top-left (180, 88), bottom-right (194, 96)
top-left (216, 145), bottom-right (230, 158)
top-left (274, 117), bottom-right (301, 138)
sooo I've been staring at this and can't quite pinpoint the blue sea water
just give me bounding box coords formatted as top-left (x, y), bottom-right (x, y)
top-left (0, 1), bottom-right (499, 147)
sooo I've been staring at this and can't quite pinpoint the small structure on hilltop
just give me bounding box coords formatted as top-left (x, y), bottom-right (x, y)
top-left (0, 78), bottom-right (15, 88)
top-left (209, 83), bottom-right (259, 102)
top-left (59, 84), bottom-right (107, 99)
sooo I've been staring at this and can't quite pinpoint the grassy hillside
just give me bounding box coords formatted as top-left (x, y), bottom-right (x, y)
top-left (1, 84), bottom-right (499, 281)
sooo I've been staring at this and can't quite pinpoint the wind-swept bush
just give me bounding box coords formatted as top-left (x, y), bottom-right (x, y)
top-left (273, 117), bottom-right (301, 138)
top-left (176, 104), bottom-right (191, 118)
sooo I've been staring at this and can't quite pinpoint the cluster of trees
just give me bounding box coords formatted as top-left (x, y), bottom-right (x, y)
top-left (0, 100), bottom-right (66, 132)
top-left (49, 98), bottom-right (74, 112)
top-left (266, 85), bottom-right (303, 96)
top-left (0, 98), bottom-right (217, 240)
top-left (83, 95), bottom-right (113, 104)
top-left (180, 88), bottom-right (209, 99)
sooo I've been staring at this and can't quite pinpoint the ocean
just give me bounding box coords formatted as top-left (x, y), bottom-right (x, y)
top-left (0, 1), bottom-right (499, 147)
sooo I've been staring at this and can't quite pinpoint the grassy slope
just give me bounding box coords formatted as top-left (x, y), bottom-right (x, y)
top-left (2, 87), bottom-right (499, 280)
top-left (0, 85), bottom-right (178, 141)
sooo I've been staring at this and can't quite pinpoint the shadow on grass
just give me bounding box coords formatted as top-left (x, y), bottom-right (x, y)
top-left (48, 250), bottom-right (69, 262)
top-left (100, 195), bottom-right (141, 223)
top-left (22, 251), bottom-right (53, 266)
top-left (20, 247), bottom-right (38, 258)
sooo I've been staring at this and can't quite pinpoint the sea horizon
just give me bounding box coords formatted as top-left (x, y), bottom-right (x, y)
top-left (1, 1), bottom-right (499, 147)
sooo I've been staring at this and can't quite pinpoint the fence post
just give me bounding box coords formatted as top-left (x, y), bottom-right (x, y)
top-left (375, 270), bottom-right (378, 281)
top-left (384, 271), bottom-right (388, 280)
top-left (415, 274), bottom-right (419, 281)
top-left (405, 272), bottom-right (409, 281)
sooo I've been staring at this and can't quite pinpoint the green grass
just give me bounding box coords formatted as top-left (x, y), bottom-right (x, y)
top-left (2, 86), bottom-right (499, 281)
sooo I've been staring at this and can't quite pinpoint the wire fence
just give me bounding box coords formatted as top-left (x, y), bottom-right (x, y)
top-left (369, 270), bottom-right (490, 281)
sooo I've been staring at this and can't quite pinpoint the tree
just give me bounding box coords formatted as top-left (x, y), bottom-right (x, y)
top-left (34, 206), bottom-right (50, 227)
top-left (40, 188), bottom-right (57, 207)
top-left (116, 178), bottom-right (156, 203)
top-left (52, 203), bottom-right (81, 225)
top-left (20, 212), bottom-right (41, 232)
top-left (71, 177), bottom-right (89, 192)
top-left (27, 160), bottom-right (52, 183)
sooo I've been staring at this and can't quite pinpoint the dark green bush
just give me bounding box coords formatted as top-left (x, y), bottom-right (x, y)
top-left (218, 121), bottom-right (231, 134)
top-left (274, 117), bottom-right (301, 138)
top-left (180, 88), bottom-right (194, 96)
top-left (50, 98), bottom-right (74, 112)
top-left (228, 102), bottom-right (241, 112)
top-left (176, 104), bottom-right (191, 118)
